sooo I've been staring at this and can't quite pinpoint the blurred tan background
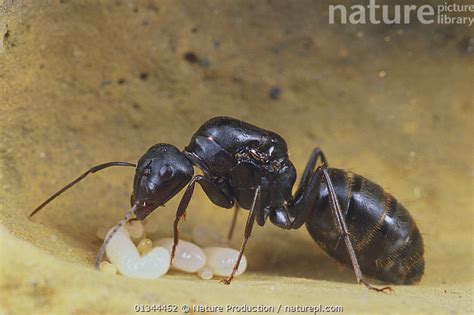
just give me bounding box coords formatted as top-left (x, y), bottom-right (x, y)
top-left (1, 1), bottom-right (472, 314)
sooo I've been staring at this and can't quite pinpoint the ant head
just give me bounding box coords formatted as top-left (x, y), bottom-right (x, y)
top-left (131, 144), bottom-right (193, 220)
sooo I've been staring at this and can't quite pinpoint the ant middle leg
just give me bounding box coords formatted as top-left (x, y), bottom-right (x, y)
top-left (227, 204), bottom-right (240, 240)
top-left (221, 186), bottom-right (261, 285)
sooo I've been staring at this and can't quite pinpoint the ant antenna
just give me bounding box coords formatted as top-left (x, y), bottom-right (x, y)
top-left (29, 162), bottom-right (136, 218)
top-left (95, 203), bottom-right (138, 269)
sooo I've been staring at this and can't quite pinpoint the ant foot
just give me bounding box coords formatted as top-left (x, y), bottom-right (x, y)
top-left (219, 278), bottom-right (233, 285)
top-left (360, 279), bottom-right (394, 293)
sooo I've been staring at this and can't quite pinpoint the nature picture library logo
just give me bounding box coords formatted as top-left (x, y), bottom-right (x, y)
top-left (329, 0), bottom-right (474, 26)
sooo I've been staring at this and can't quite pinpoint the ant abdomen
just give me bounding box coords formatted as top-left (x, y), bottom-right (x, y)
top-left (306, 168), bottom-right (425, 285)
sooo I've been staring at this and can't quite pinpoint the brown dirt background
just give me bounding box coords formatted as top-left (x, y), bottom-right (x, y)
top-left (0, 1), bottom-right (473, 314)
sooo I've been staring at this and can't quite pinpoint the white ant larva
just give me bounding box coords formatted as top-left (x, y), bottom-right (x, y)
top-left (99, 261), bottom-right (117, 275)
top-left (197, 267), bottom-right (214, 280)
top-left (192, 225), bottom-right (228, 247)
top-left (124, 219), bottom-right (145, 243)
top-left (96, 219), bottom-right (145, 244)
top-left (203, 247), bottom-right (247, 277)
top-left (154, 238), bottom-right (206, 273)
top-left (144, 214), bottom-right (160, 234)
top-left (137, 238), bottom-right (153, 255)
top-left (105, 227), bottom-right (170, 279)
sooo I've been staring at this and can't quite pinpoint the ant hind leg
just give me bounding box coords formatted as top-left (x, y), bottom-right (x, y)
top-left (319, 167), bottom-right (393, 293)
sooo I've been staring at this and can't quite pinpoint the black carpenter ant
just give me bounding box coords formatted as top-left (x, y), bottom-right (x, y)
top-left (30, 116), bottom-right (424, 292)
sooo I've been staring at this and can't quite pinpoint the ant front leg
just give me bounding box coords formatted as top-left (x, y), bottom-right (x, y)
top-left (172, 175), bottom-right (234, 260)
top-left (221, 186), bottom-right (261, 285)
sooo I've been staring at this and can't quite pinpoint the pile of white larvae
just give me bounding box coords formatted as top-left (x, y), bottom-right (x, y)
top-left (96, 218), bottom-right (247, 280)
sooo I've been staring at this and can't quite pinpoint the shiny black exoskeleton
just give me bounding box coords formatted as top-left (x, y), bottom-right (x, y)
top-left (30, 116), bottom-right (424, 292)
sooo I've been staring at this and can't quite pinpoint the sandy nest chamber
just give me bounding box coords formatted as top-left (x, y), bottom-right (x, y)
top-left (0, 1), bottom-right (473, 314)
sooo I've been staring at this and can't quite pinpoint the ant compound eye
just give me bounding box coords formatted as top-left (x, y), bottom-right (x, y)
top-left (159, 165), bottom-right (173, 180)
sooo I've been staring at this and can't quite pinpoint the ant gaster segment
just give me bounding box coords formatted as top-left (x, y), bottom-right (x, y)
top-left (30, 116), bottom-right (424, 292)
